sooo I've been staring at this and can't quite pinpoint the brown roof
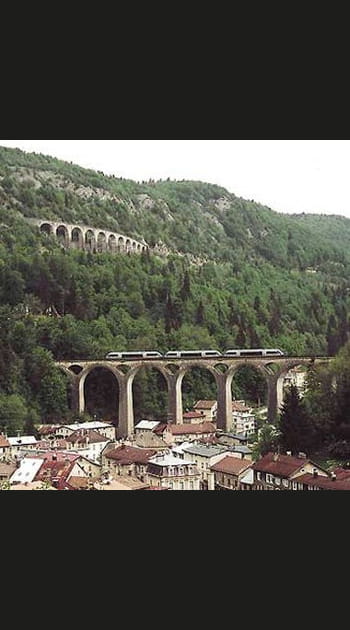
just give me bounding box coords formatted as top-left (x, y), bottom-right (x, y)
top-left (94, 477), bottom-right (149, 490)
top-left (252, 453), bottom-right (311, 477)
top-left (0, 462), bottom-right (17, 476)
top-left (211, 457), bottom-right (251, 475)
top-left (194, 400), bottom-right (217, 410)
top-left (67, 476), bottom-right (97, 490)
top-left (10, 481), bottom-right (57, 490)
top-left (104, 446), bottom-right (157, 465)
top-left (183, 411), bottom-right (204, 419)
top-left (232, 402), bottom-right (250, 412)
top-left (0, 435), bottom-right (10, 448)
top-left (168, 422), bottom-right (217, 435)
top-left (37, 425), bottom-right (59, 436)
top-left (66, 430), bottom-right (108, 445)
top-left (295, 473), bottom-right (350, 490)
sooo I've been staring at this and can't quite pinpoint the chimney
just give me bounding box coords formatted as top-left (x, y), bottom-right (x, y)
top-left (313, 468), bottom-right (318, 478)
top-left (331, 472), bottom-right (336, 481)
top-left (273, 453), bottom-right (279, 462)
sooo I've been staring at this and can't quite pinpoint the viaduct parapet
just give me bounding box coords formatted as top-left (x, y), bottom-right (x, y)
top-left (27, 218), bottom-right (148, 254)
top-left (55, 356), bottom-right (331, 438)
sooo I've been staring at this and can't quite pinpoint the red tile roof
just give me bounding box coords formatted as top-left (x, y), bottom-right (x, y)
top-left (167, 422), bottom-right (217, 435)
top-left (35, 458), bottom-right (79, 490)
top-left (183, 412), bottom-right (204, 419)
top-left (295, 473), bottom-right (350, 490)
top-left (37, 425), bottom-right (59, 436)
top-left (0, 435), bottom-right (10, 448)
top-left (104, 445), bottom-right (157, 465)
top-left (232, 402), bottom-right (250, 412)
top-left (66, 430), bottom-right (108, 445)
top-left (252, 453), bottom-right (311, 477)
top-left (211, 457), bottom-right (251, 475)
top-left (193, 401), bottom-right (217, 410)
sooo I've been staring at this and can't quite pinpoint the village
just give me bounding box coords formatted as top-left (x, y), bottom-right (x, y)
top-left (1, 367), bottom-right (349, 491)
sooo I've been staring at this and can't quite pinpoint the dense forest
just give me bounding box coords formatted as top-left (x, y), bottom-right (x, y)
top-left (1, 145), bottom-right (350, 437)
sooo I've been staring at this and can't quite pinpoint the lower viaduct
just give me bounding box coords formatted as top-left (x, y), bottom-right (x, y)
top-left (56, 356), bottom-right (331, 438)
top-left (27, 218), bottom-right (148, 255)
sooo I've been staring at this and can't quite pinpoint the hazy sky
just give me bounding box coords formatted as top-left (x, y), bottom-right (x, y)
top-left (1, 139), bottom-right (350, 217)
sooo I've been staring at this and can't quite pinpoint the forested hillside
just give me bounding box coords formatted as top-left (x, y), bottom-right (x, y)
top-left (1, 145), bottom-right (350, 434)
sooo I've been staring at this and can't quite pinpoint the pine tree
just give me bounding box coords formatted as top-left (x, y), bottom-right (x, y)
top-left (180, 271), bottom-right (191, 301)
top-left (279, 384), bottom-right (315, 454)
top-left (196, 300), bottom-right (205, 325)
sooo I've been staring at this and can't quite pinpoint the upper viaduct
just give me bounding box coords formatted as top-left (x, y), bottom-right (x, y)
top-left (56, 355), bottom-right (332, 438)
top-left (27, 218), bottom-right (148, 255)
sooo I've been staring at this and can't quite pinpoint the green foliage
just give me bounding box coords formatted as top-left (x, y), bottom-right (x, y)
top-left (279, 385), bottom-right (316, 455)
top-left (1, 145), bottom-right (350, 424)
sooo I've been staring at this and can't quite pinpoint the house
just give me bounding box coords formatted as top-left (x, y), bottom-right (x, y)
top-left (181, 443), bottom-right (229, 490)
top-left (8, 436), bottom-right (38, 458)
top-left (146, 452), bottom-right (200, 490)
top-left (94, 477), bottom-right (150, 491)
top-left (10, 458), bottom-right (45, 486)
top-left (64, 429), bottom-right (111, 462)
top-left (251, 452), bottom-right (328, 490)
top-left (193, 400), bottom-right (217, 422)
top-left (0, 461), bottom-right (17, 481)
top-left (55, 421), bottom-right (115, 441)
top-left (283, 367), bottom-right (307, 396)
top-left (231, 402), bottom-right (256, 436)
top-left (210, 456), bottom-right (253, 490)
top-left (134, 430), bottom-right (168, 450)
top-left (36, 425), bottom-right (60, 438)
top-left (134, 420), bottom-right (160, 433)
top-left (34, 452), bottom-right (89, 490)
top-left (154, 422), bottom-right (217, 445)
top-left (216, 432), bottom-right (250, 448)
top-left (226, 445), bottom-right (253, 460)
top-left (0, 435), bottom-right (11, 461)
top-left (101, 445), bottom-right (157, 481)
top-left (10, 481), bottom-right (57, 490)
top-left (183, 411), bottom-right (205, 423)
top-left (289, 467), bottom-right (350, 490)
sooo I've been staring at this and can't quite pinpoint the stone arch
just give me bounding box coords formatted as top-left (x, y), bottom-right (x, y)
top-left (56, 224), bottom-right (69, 247)
top-left (78, 363), bottom-right (122, 419)
top-left (142, 246), bottom-right (147, 253)
top-left (108, 234), bottom-right (117, 253)
top-left (137, 244), bottom-right (142, 253)
top-left (118, 236), bottom-right (125, 252)
top-left (125, 239), bottom-right (131, 253)
top-left (71, 227), bottom-right (84, 249)
top-left (132, 242), bottom-right (137, 252)
top-left (85, 229), bottom-right (96, 252)
top-left (97, 232), bottom-right (107, 253)
top-left (180, 362), bottom-right (219, 419)
top-left (131, 363), bottom-right (170, 424)
top-left (40, 222), bottom-right (53, 235)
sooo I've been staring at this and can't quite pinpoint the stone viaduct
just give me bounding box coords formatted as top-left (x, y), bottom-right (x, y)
top-left (56, 356), bottom-right (331, 438)
top-left (27, 218), bottom-right (148, 254)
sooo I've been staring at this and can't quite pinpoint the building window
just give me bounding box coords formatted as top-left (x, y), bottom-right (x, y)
top-left (180, 482), bottom-right (184, 490)
top-left (275, 476), bottom-right (280, 485)
top-left (190, 482), bottom-right (194, 490)
top-left (257, 472), bottom-right (261, 481)
top-left (266, 474), bottom-right (274, 484)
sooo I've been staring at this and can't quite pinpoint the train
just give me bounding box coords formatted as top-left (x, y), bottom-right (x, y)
top-left (105, 348), bottom-right (284, 360)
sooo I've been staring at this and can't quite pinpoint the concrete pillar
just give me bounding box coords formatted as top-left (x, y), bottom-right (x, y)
top-left (267, 374), bottom-right (284, 422)
top-left (117, 374), bottom-right (135, 438)
top-left (69, 377), bottom-right (80, 414)
top-left (167, 371), bottom-right (185, 424)
top-left (216, 373), bottom-right (233, 432)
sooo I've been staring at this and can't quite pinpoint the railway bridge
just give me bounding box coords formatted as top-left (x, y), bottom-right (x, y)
top-left (56, 356), bottom-right (332, 438)
top-left (26, 218), bottom-right (148, 254)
